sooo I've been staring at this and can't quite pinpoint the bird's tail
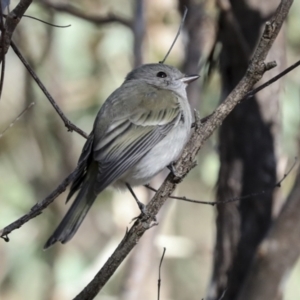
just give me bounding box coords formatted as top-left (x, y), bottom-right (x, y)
top-left (44, 170), bottom-right (97, 249)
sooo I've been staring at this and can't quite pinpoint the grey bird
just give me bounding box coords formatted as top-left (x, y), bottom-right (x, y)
top-left (44, 63), bottom-right (199, 249)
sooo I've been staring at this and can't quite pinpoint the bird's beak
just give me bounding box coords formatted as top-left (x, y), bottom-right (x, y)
top-left (180, 74), bottom-right (200, 85)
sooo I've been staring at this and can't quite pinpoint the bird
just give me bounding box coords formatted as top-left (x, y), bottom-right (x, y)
top-left (44, 63), bottom-right (199, 249)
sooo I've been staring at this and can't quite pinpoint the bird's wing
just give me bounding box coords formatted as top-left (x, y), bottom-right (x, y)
top-left (66, 133), bottom-right (94, 202)
top-left (92, 86), bottom-right (182, 193)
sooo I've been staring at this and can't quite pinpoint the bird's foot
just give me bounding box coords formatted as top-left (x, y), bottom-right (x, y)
top-left (167, 162), bottom-right (180, 177)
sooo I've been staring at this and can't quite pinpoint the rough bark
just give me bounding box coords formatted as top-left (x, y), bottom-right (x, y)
top-left (208, 0), bottom-right (285, 299)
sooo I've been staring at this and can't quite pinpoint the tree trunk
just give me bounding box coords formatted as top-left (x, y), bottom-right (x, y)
top-left (208, 0), bottom-right (285, 299)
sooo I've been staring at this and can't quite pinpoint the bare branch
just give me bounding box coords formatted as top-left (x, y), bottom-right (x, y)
top-left (0, 159), bottom-right (87, 239)
top-left (10, 41), bottom-right (88, 139)
top-left (40, 1), bottom-right (132, 28)
top-left (71, 2), bottom-right (293, 299)
top-left (245, 59), bottom-right (300, 99)
top-left (198, 59), bottom-right (300, 126)
top-left (145, 157), bottom-right (297, 206)
top-left (19, 14), bottom-right (71, 28)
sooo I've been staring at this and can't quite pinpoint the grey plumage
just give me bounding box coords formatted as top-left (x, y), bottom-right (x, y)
top-left (44, 63), bottom-right (199, 249)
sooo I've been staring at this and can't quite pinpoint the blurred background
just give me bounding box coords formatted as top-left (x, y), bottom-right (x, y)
top-left (0, 0), bottom-right (300, 299)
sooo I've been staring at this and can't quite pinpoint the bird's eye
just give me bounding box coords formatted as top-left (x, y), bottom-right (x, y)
top-left (156, 71), bottom-right (167, 78)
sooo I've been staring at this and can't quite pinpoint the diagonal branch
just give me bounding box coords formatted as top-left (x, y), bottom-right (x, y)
top-left (0, 158), bottom-right (87, 239)
top-left (72, 1), bottom-right (293, 299)
top-left (10, 41), bottom-right (88, 139)
top-left (245, 59), bottom-right (300, 99)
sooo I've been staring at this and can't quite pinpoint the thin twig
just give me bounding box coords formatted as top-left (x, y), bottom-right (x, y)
top-left (2, 12), bottom-right (71, 28)
top-left (245, 59), bottom-right (300, 99)
top-left (159, 6), bottom-right (188, 64)
top-left (10, 41), bottom-right (88, 139)
top-left (201, 59), bottom-right (300, 123)
top-left (157, 247), bottom-right (166, 300)
top-left (0, 102), bottom-right (35, 139)
top-left (19, 14), bottom-right (71, 28)
top-left (145, 157), bottom-right (297, 206)
top-left (0, 160), bottom-right (86, 239)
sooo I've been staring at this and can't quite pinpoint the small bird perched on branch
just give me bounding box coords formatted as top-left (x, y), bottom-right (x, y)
top-left (44, 63), bottom-right (199, 249)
